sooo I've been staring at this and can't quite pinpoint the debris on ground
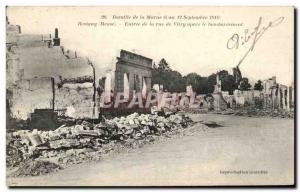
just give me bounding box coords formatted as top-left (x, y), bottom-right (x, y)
top-left (11, 160), bottom-right (62, 177)
top-left (7, 112), bottom-right (198, 174)
top-left (219, 108), bottom-right (294, 119)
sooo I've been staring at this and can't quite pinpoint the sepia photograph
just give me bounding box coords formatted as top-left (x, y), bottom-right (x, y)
top-left (5, 6), bottom-right (295, 186)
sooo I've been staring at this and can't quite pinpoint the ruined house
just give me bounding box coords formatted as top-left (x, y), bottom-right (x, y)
top-left (114, 50), bottom-right (152, 98)
top-left (7, 18), bottom-right (155, 122)
top-left (263, 77), bottom-right (294, 110)
top-left (6, 20), bottom-right (95, 120)
top-left (229, 76), bottom-right (294, 110)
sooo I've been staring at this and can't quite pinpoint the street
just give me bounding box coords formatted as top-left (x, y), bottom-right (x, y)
top-left (7, 114), bottom-right (294, 186)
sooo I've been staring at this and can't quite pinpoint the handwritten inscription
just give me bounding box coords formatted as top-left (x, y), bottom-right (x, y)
top-left (227, 16), bottom-right (284, 65)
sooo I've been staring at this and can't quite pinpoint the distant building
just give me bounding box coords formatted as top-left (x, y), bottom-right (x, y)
top-left (263, 76), bottom-right (293, 110)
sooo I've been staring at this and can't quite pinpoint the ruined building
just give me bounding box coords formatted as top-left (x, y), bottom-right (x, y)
top-left (211, 72), bottom-right (227, 111)
top-left (263, 76), bottom-right (294, 110)
top-left (114, 50), bottom-right (152, 99)
top-left (6, 20), bottom-right (95, 120)
top-left (7, 19), bottom-right (154, 122)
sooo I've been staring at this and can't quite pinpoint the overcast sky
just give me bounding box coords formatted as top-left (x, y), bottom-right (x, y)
top-left (7, 6), bottom-right (294, 85)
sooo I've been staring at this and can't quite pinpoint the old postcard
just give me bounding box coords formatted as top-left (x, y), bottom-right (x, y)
top-left (6, 6), bottom-right (294, 186)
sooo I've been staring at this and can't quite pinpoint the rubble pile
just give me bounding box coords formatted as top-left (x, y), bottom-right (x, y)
top-left (7, 112), bottom-right (194, 174)
top-left (11, 160), bottom-right (62, 177)
top-left (220, 108), bottom-right (294, 118)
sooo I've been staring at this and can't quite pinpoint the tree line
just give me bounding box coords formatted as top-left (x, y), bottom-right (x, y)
top-left (152, 58), bottom-right (264, 94)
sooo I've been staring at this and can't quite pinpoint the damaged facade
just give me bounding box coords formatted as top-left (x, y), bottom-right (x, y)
top-left (211, 72), bottom-right (294, 111)
top-left (262, 77), bottom-right (294, 110)
top-left (7, 20), bottom-right (95, 122)
top-left (114, 50), bottom-right (152, 99)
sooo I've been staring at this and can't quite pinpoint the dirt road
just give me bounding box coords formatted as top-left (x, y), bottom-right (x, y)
top-left (7, 114), bottom-right (294, 186)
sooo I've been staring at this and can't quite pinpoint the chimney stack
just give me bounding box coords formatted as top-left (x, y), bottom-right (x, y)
top-left (53, 28), bottom-right (60, 46)
top-left (55, 28), bottom-right (58, 38)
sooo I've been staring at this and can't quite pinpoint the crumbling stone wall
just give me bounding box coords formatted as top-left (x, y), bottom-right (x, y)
top-left (263, 77), bottom-right (294, 110)
top-left (6, 21), bottom-right (23, 88)
top-left (234, 90), bottom-right (262, 106)
top-left (212, 93), bottom-right (227, 111)
top-left (18, 40), bottom-right (92, 81)
top-left (10, 78), bottom-right (96, 120)
top-left (10, 77), bottom-right (54, 120)
top-left (55, 82), bottom-right (95, 119)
